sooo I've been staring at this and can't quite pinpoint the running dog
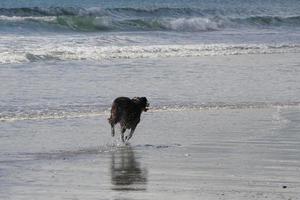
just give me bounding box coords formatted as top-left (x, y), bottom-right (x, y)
top-left (108, 97), bottom-right (149, 142)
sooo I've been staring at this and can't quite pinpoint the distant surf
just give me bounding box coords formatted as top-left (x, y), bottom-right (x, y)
top-left (1, 7), bottom-right (300, 32)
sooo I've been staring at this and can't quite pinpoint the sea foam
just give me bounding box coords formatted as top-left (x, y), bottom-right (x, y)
top-left (1, 42), bottom-right (299, 64)
top-left (1, 102), bottom-right (299, 122)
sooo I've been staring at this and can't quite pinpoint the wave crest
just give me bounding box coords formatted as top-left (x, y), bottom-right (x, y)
top-left (1, 7), bottom-right (300, 32)
top-left (166, 17), bottom-right (221, 31)
top-left (0, 15), bottom-right (223, 32)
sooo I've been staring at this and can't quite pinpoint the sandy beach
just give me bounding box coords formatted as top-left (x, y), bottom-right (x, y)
top-left (1, 105), bottom-right (300, 200)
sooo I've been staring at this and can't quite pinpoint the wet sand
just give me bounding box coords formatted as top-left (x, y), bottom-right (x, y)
top-left (1, 106), bottom-right (300, 200)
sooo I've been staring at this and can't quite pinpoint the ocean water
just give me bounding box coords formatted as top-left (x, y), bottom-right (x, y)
top-left (1, 0), bottom-right (300, 119)
top-left (1, 0), bottom-right (300, 199)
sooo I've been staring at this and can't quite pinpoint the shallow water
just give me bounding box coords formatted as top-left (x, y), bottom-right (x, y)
top-left (1, 54), bottom-right (300, 122)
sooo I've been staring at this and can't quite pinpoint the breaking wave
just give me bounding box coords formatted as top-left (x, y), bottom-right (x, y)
top-left (1, 43), bottom-right (299, 64)
top-left (0, 7), bottom-right (300, 32)
top-left (1, 102), bottom-right (299, 122)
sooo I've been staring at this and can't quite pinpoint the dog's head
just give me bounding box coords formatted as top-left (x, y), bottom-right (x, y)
top-left (132, 97), bottom-right (149, 112)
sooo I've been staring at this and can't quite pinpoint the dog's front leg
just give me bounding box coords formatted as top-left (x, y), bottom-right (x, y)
top-left (126, 126), bottom-right (136, 142)
top-left (121, 128), bottom-right (126, 143)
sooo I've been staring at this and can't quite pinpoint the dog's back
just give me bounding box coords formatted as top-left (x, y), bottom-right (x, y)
top-left (108, 97), bottom-right (132, 124)
top-left (108, 96), bottom-right (149, 142)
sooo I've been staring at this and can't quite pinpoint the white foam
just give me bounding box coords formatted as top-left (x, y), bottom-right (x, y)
top-left (167, 17), bottom-right (221, 31)
top-left (0, 111), bottom-right (105, 122)
top-left (0, 15), bottom-right (56, 22)
top-left (1, 102), bottom-right (299, 122)
top-left (1, 39), bottom-right (300, 64)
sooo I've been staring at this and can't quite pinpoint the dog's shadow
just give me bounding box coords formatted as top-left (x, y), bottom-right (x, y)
top-left (110, 145), bottom-right (148, 191)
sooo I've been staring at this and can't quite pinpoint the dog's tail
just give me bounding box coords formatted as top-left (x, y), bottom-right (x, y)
top-left (107, 103), bottom-right (118, 125)
top-left (107, 116), bottom-right (113, 124)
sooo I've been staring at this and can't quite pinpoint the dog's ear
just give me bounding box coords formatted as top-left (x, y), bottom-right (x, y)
top-left (132, 97), bottom-right (140, 103)
top-left (140, 97), bottom-right (149, 111)
top-left (132, 97), bottom-right (139, 101)
top-left (140, 97), bottom-right (147, 102)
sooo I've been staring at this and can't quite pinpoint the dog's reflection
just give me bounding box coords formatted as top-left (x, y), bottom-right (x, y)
top-left (110, 145), bottom-right (147, 191)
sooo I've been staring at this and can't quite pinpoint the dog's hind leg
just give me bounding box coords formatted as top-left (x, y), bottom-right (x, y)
top-left (110, 123), bottom-right (115, 137)
top-left (108, 116), bottom-right (116, 137)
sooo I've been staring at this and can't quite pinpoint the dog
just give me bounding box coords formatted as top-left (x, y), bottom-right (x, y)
top-left (108, 97), bottom-right (149, 142)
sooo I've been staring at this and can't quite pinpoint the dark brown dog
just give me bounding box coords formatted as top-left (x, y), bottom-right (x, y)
top-left (108, 97), bottom-right (149, 142)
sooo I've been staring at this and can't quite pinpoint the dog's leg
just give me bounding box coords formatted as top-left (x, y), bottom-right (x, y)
top-left (125, 126), bottom-right (136, 142)
top-left (121, 127), bottom-right (126, 143)
top-left (111, 123), bottom-right (115, 137)
top-left (108, 115), bottom-right (116, 137)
